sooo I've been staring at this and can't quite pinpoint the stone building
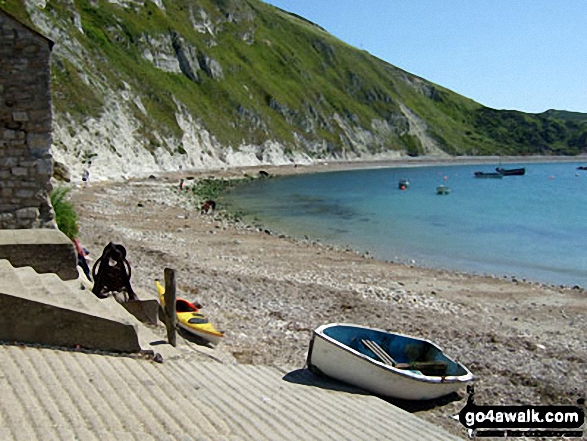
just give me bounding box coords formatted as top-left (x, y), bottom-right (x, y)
top-left (0, 9), bottom-right (55, 229)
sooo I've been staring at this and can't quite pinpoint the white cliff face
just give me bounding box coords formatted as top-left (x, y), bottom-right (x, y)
top-left (52, 96), bottom-right (219, 182)
top-left (52, 97), bottom-right (162, 182)
top-left (222, 142), bottom-right (313, 168)
top-left (50, 79), bottom-right (410, 183)
top-left (51, 90), bottom-right (315, 183)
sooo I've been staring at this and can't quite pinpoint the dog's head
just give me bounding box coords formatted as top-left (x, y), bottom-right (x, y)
top-left (102, 242), bottom-right (127, 262)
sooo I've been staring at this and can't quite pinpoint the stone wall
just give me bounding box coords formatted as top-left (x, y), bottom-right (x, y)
top-left (0, 10), bottom-right (55, 229)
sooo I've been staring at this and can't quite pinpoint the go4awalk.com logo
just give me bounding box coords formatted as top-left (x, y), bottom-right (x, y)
top-left (457, 386), bottom-right (585, 438)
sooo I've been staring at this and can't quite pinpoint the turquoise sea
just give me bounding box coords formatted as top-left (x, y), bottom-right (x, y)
top-left (223, 162), bottom-right (587, 287)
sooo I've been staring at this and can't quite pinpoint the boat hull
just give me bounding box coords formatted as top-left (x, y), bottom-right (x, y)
top-left (307, 323), bottom-right (474, 401)
top-left (177, 313), bottom-right (224, 346)
top-left (496, 167), bottom-right (525, 176)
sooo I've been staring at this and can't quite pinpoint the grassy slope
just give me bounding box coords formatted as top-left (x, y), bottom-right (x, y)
top-left (3, 0), bottom-right (587, 156)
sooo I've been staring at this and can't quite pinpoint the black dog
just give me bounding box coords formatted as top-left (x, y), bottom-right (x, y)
top-left (91, 242), bottom-right (138, 301)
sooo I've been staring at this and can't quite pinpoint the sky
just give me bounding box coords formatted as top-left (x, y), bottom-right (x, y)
top-left (263, 0), bottom-right (587, 114)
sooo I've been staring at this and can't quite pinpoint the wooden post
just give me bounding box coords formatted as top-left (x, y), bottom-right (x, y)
top-left (163, 268), bottom-right (177, 347)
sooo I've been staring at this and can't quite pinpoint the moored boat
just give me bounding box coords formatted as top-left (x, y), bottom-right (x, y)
top-left (496, 167), bottom-right (526, 176)
top-left (436, 185), bottom-right (450, 195)
top-left (307, 323), bottom-right (474, 401)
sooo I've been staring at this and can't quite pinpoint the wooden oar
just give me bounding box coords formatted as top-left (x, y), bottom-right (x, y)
top-left (361, 339), bottom-right (396, 365)
top-left (361, 339), bottom-right (448, 374)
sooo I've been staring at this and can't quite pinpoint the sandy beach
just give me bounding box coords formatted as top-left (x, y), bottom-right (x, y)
top-left (70, 159), bottom-right (586, 438)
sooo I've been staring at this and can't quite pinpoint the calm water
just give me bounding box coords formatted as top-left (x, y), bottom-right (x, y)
top-left (223, 162), bottom-right (587, 287)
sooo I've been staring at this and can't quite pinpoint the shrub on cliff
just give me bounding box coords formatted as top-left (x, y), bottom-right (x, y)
top-left (51, 187), bottom-right (79, 240)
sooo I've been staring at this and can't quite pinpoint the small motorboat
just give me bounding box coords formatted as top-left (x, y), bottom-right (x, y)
top-left (156, 280), bottom-right (224, 346)
top-left (496, 167), bottom-right (525, 176)
top-left (577, 166), bottom-right (587, 171)
top-left (398, 179), bottom-right (409, 190)
top-left (307, 323), bottom-right (474, 401)
top-left (474, 171), bottom-right (503, 179)
top-left (436, 185), bottom-right (450, 195)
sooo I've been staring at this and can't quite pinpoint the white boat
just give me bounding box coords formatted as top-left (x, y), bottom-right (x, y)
top-left (307, 323), bottom-right (474, 400)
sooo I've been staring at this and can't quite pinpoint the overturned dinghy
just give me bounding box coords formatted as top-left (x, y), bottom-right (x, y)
top-left (307, 323), bottom-right (474, 401)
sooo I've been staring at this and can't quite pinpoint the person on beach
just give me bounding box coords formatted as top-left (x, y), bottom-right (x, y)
top-left (73, 237), bottom-right (92, 281)
top-left (179, 178), bottom-right (185, 192)
top-left (81, 161), bottom-right (92, 187)
top-left (82, 168), bottom-right (89, 187)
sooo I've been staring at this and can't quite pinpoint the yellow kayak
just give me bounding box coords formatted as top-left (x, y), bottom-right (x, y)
top-left (156, 280), bottom-right (224, 345)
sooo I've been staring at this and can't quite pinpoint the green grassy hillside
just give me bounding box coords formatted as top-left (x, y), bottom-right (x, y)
top-left (3, 0), bottom-right (587, 160)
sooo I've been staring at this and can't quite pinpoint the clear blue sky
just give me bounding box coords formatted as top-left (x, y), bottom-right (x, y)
top-left (263, 1), bottom-right (587, 114)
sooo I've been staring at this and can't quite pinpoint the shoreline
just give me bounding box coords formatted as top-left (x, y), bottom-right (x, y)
top-left (201, 157), bottom-right (587, 290)
top-left (70, 157), bottom-right (586, 438)
top-left (120, 153), bottom-right (587, 184)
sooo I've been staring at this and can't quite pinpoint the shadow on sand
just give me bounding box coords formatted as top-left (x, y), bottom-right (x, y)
top-left (177, 327), bottom-right (216, 347)
top-left (282, 368), bottom-right (464, 412)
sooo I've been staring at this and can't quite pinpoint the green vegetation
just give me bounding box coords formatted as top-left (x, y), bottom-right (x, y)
top-left (184, 176), bottom-right (254, 201)
top-left (189, 178), bottom-right (237, 201)
top-left (52, 58), bottom-right (104, 118)
top-left (3, 0), bottom-right (587, 157)
top-left (0, 0), bottom-right (32, 25)
top-left (50, 187), bottom-right (78, 240)
top-left (542, 110), bottom-right (587, 123)
top-left (175, 175), bottom-right (255, 222)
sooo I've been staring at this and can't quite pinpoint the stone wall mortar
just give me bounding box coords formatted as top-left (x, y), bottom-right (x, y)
top-left (0, 11), bottom-right (55, 229)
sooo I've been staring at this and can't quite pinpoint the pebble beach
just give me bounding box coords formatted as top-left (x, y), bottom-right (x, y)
top-left (70, 160), bottom-right (586, 437)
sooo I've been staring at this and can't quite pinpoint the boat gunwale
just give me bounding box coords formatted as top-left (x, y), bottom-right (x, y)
top-left (312, 323), bottom-right (474, 385)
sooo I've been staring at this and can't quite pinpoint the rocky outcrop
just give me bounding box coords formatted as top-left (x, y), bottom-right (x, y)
top-left (170, 31), bottom-right (201, 82)
top-left (197, 52), bottom-right (224, 80)
top-left (140, 33), bottom-right (183, 74)
top-left (399, 104), bottom-right (449, 157)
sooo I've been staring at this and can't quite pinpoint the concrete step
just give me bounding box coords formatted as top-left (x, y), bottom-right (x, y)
top-left (15, 266), bottom-right (89, 311)
top-left (0, 229), bottom-right (77, 280)
top-left (0, 259), bottom-right (27, 298)
top-left (14, 265), bottom-right (139, 326)
top-left (0, 259), bottom-right (167, 354)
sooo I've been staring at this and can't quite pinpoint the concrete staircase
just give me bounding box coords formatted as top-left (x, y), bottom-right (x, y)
top-left (0, 229), bottom-right (78, 280)
top-left (0, 259), bottom-right (158, 353)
